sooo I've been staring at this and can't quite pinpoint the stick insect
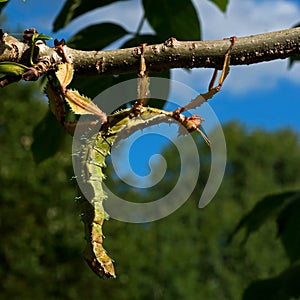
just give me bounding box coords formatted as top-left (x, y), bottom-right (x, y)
top-left (1, 32), bottom-right (235, 278)
top-left (44, 36), bottom-right (236, 278)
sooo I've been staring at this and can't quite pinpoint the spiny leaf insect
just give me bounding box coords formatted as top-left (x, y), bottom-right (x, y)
top-left (46, 36), bottom-right (236, 278)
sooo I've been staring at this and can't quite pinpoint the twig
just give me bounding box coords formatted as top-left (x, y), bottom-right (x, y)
top-left (1, 27), bottom-right (300, 78)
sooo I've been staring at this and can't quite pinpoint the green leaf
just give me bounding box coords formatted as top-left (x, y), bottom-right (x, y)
top-left (33, 33), bottom-right (53, 41)
top-left (31, 111), bottom-right (66, 163)
top-left (0, 62), bottom-right (29, 76)
top-left (243, 261), bottom-right (300, 300)
top-left (228, 191), bottom-right (296, 243)
top-left (53, 0), bottom-right (128, 32)
top-left (67, 23), bottom-right (128, 50)
top-left (207, 0), bottom-right (229, 12)
top-left (276, 192), bottom-right (300, 262)
top-left (0, 0), bottom-right (8, 2)
top-left (142, 0), bottom-right (201, 41)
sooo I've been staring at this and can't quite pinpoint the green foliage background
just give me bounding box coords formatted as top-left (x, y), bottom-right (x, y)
top-left (1, 82), bottom-right (300, 299)
top-left (1, 0), bottom-right (300, 299)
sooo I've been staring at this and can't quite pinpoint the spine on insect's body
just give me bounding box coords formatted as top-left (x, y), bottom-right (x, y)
top-left (80, 129), bottom-right (116, 278)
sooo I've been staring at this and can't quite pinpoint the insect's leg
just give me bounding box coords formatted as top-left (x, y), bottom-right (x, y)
top-left (138, 43), bottom-right (149, 105)
top-left (54, 39), bottom-right (71, 63)
top-left (208, 69), bottom-right (219, 92)
top-left (50, 39), bottom-right (108, 132)
top-left (132, 43), bottom-right (149, 116)
top-left (174, 36), bottom-right (236, 115)
top-left (201, 36), bottom-right (236, 101)
top-left (171, 37), bottom-right (236, 145)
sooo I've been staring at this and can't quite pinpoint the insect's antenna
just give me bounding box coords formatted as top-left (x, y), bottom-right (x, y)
top-left (196, 128), bottom-right (211, 146)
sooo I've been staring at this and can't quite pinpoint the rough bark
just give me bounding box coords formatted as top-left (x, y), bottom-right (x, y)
top-left (1, 27), bottom-right (300, 78)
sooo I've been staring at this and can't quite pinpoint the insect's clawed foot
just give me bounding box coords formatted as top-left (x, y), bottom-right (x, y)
top-left (54, 39), bottom-right (71, 63)
top-left (223, 36), bottom-right (237, 55)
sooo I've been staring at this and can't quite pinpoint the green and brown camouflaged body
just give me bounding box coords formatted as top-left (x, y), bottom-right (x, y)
top-left (41, 35), bottom-right (233, 278)
top-left (79, 126), bottom-right (115, 278)
top-left (45, 63), bottom-right (208, 278)
top-left (78, 107), bottom-right (178, 278)
top-left (44, 60), bottom-right (190, 278)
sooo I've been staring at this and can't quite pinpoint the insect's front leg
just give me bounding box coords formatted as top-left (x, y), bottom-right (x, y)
top-left (174, 36), bottom-right (236, 115)
top-left (205, 36), bottom-right (236, 99)
top-left (132, 43), bottom-right (150, 116)
top-left (46, 40), bottom-right (108, 134)
top-left (45, 75), bottom-right (76, 135)
top-left (170, 36), bottom-right (236, 145)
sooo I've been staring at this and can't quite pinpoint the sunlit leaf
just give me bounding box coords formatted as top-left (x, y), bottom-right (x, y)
top-left (34, 33), bottom-right (53, 41)
top-left (31, 111), bottom-right (66, 163)
top-left (207, 0), bottom-right (229, 12)
top-left (53, 0), bottom-right (128, 32)
top-left (68, 23), bottom-right (128, 50)
top-left (142, 0), bottom-right (201, 41)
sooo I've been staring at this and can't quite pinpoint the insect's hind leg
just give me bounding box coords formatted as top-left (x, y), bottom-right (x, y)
top-left (174, 36), bottom-right (236, 115)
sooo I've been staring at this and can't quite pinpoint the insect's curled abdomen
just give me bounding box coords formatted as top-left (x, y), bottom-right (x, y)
top-left (79, 130), bottom-right (116, 278)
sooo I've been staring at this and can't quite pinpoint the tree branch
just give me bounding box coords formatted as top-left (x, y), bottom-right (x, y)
top-left (1, 27), bottom-right (300, 79)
